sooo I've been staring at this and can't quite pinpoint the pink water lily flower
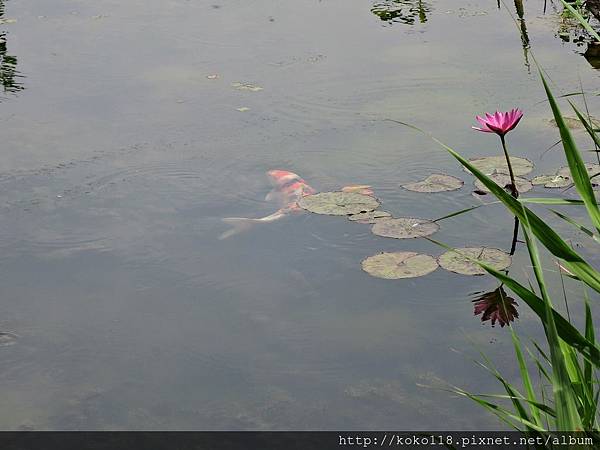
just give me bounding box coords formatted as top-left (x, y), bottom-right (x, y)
top-left (472, 108), bottom-right (523, 136)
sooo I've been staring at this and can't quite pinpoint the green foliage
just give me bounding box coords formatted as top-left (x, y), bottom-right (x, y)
top-left (399, 72), bottom-right (600, 437)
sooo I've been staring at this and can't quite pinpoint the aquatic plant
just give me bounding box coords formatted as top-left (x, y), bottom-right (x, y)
top-left (417, 74), bottom-right (600, 436)
top-left (472, 109), bottom-right (523, 198)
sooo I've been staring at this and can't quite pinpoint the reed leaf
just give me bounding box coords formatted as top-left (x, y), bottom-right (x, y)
top-left (541, 73), bottom-right (600, 233)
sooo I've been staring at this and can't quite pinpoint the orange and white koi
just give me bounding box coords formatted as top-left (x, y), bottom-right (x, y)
top-left (219, 170), bottom-right (316, 239)
top-left (219, 170), bottom-right (374, 239)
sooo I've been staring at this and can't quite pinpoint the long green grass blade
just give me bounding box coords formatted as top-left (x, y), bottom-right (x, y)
top-left (571, 102), bottom-right (600, 152)
top-left (541, 73), bottom-right (600, 233)
top-left (551, 209), bottom-right (600, 244)
top-left (511, 329), bottom-right (542, 426)
top-left (520, 198), bottom-right (584, 206)
top-left (560, 0), bottom-right (600, 42)
top-left (390, 119), bottom-right (600, 293)
top-left (519, 206), bottom-right (583, 431)
top-left (426, 237), bottom-right (600, 366)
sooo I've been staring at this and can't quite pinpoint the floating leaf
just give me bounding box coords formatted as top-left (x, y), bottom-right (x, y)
top-left (531, 174), bottom-right (571, 188)
top-left (0, 331), bottom-right (18, 347)
top-left (371, 217), bottom-right (439, 239)
top-left (232, 82), bottom-right (263, 92)
top-left (550, 116), bottom-right (600, 130)
top-left (531, 164), bottom-right (600, 188)
top-left (557, 163), bottom-right (600, 179)
top-left (402, 173), bottom-right (464, 193)
top-left (361, 251), bottom-right (438, 279)
top-left (348, 210), bottom-right (392, 224)
top-left (474, 173), bottom-right (533, 194)
top-left (298, 191), bottom-right (380, 216)
top-left (463, 156), bottom-right (534, 176)
top-left (438, 247), bottom-right (512, 276)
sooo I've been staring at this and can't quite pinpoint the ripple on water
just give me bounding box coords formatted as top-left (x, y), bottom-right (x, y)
top-left (0, 331), bottom-right (18, 347)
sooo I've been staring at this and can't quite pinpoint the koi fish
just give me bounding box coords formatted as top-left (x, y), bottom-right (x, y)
top-left (219, 170), bottom-right (316, 240)
top-left (219, 170), bottom-right (374, 239)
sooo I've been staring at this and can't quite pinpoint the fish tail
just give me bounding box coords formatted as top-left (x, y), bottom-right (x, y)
top-left (219, 217), bottom-right (261, 240)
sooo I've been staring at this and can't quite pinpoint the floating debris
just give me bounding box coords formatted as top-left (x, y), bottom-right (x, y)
top-left (348, 210), bottom-right (392, 224)
top-left (207, 74), bottom-right (219, 80)
top-left (0, 331), bottom-right (18, 347)
top-left (464, 156), bottom-right (533, 176)
top-left (438, 247), bottom-right (512, 276)
top-left (371, 217), bottom-right (439, 239)
top-left (232, 82), bottom-right (263, 92)
top-left (298, 191), bottom-right (380, 216)
top-left (402, 173), bottom-right (463, 193)
top-left (361, 251), bottom-right (438, 279)
top-left (0, 19), bottom-right (17, 24)
top-left (549, 116), bottom-right (600, 130)
top-left (236, 107), bottom-right (250, 112)
top-left (473, 173), bottom-right (533, 194)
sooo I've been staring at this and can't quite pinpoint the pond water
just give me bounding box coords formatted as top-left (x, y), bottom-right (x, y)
top-left (0, 0), bottom-right (599, 430)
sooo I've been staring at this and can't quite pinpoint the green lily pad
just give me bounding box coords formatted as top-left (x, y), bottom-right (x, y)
top-left (464, 156), bottom-right (534, 176)
top-left (438, 247), bottom-right (512, 276)
top-left (557, 163), bottom-right (600, 179)
top-left (402, 174), bottom-right (464, 193)
top-left (361, 252), bottom-right (438, 279)
top-left (371, 217), bottom-right (439, 239)
top-left (348, 210), bottom-right (392, 224)
top-left (474, 173), bottom-right (533, 194)
top-left (298, 191), bottom-right (380, 216)
top-left (549, 116), bottom-right (600, 130)
top-left (531, 174), bottom-right (571, 188)
top-left (531, 164), bottom-right (600, 189)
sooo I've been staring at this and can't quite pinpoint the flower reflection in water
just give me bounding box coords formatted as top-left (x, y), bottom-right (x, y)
top-left (472, 286), bottom-right (519, 328)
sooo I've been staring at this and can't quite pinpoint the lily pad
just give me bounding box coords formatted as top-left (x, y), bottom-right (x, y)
top-left (557, 163), bottom-right (600, 179)
top-left (463, 156), bottom-right (534, 176)
top-left (531, 164), bottom-right (600, 188)
top-left (474, 173), bottom-right (533, 194)
top-left (371, 217), bottom-right (439, 239)
top-left (531, 174), bottom-right (571, 188)
top-left (402, 174), bottom-right (464, 193)
top-left (348, 210), bottom-right (392, 224)
top-left (549, 116), bottom-right (600, 130)
top-left (298, 191), bottom-right (380, 216)
top-left (438, 247), bottom-right (512, 276)
top-left (361, 252), bottom-right (438, 279)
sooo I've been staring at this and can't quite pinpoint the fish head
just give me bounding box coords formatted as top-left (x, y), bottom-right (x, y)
top-left (267, 169), bottom-right (315, 207)
top-left (267, 169), bottom-right (302, 187)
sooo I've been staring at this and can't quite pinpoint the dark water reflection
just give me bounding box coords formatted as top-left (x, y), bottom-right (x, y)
top-left (0, 0), bottom-right (599, 431)
top-left (371, 1), bottom-right (431, 25)
top-left (0, 1), bottom-right (24, 97)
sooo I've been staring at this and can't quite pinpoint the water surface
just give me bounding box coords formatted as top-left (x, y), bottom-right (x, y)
top-left (0, 0), bottom-right (599, 430)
